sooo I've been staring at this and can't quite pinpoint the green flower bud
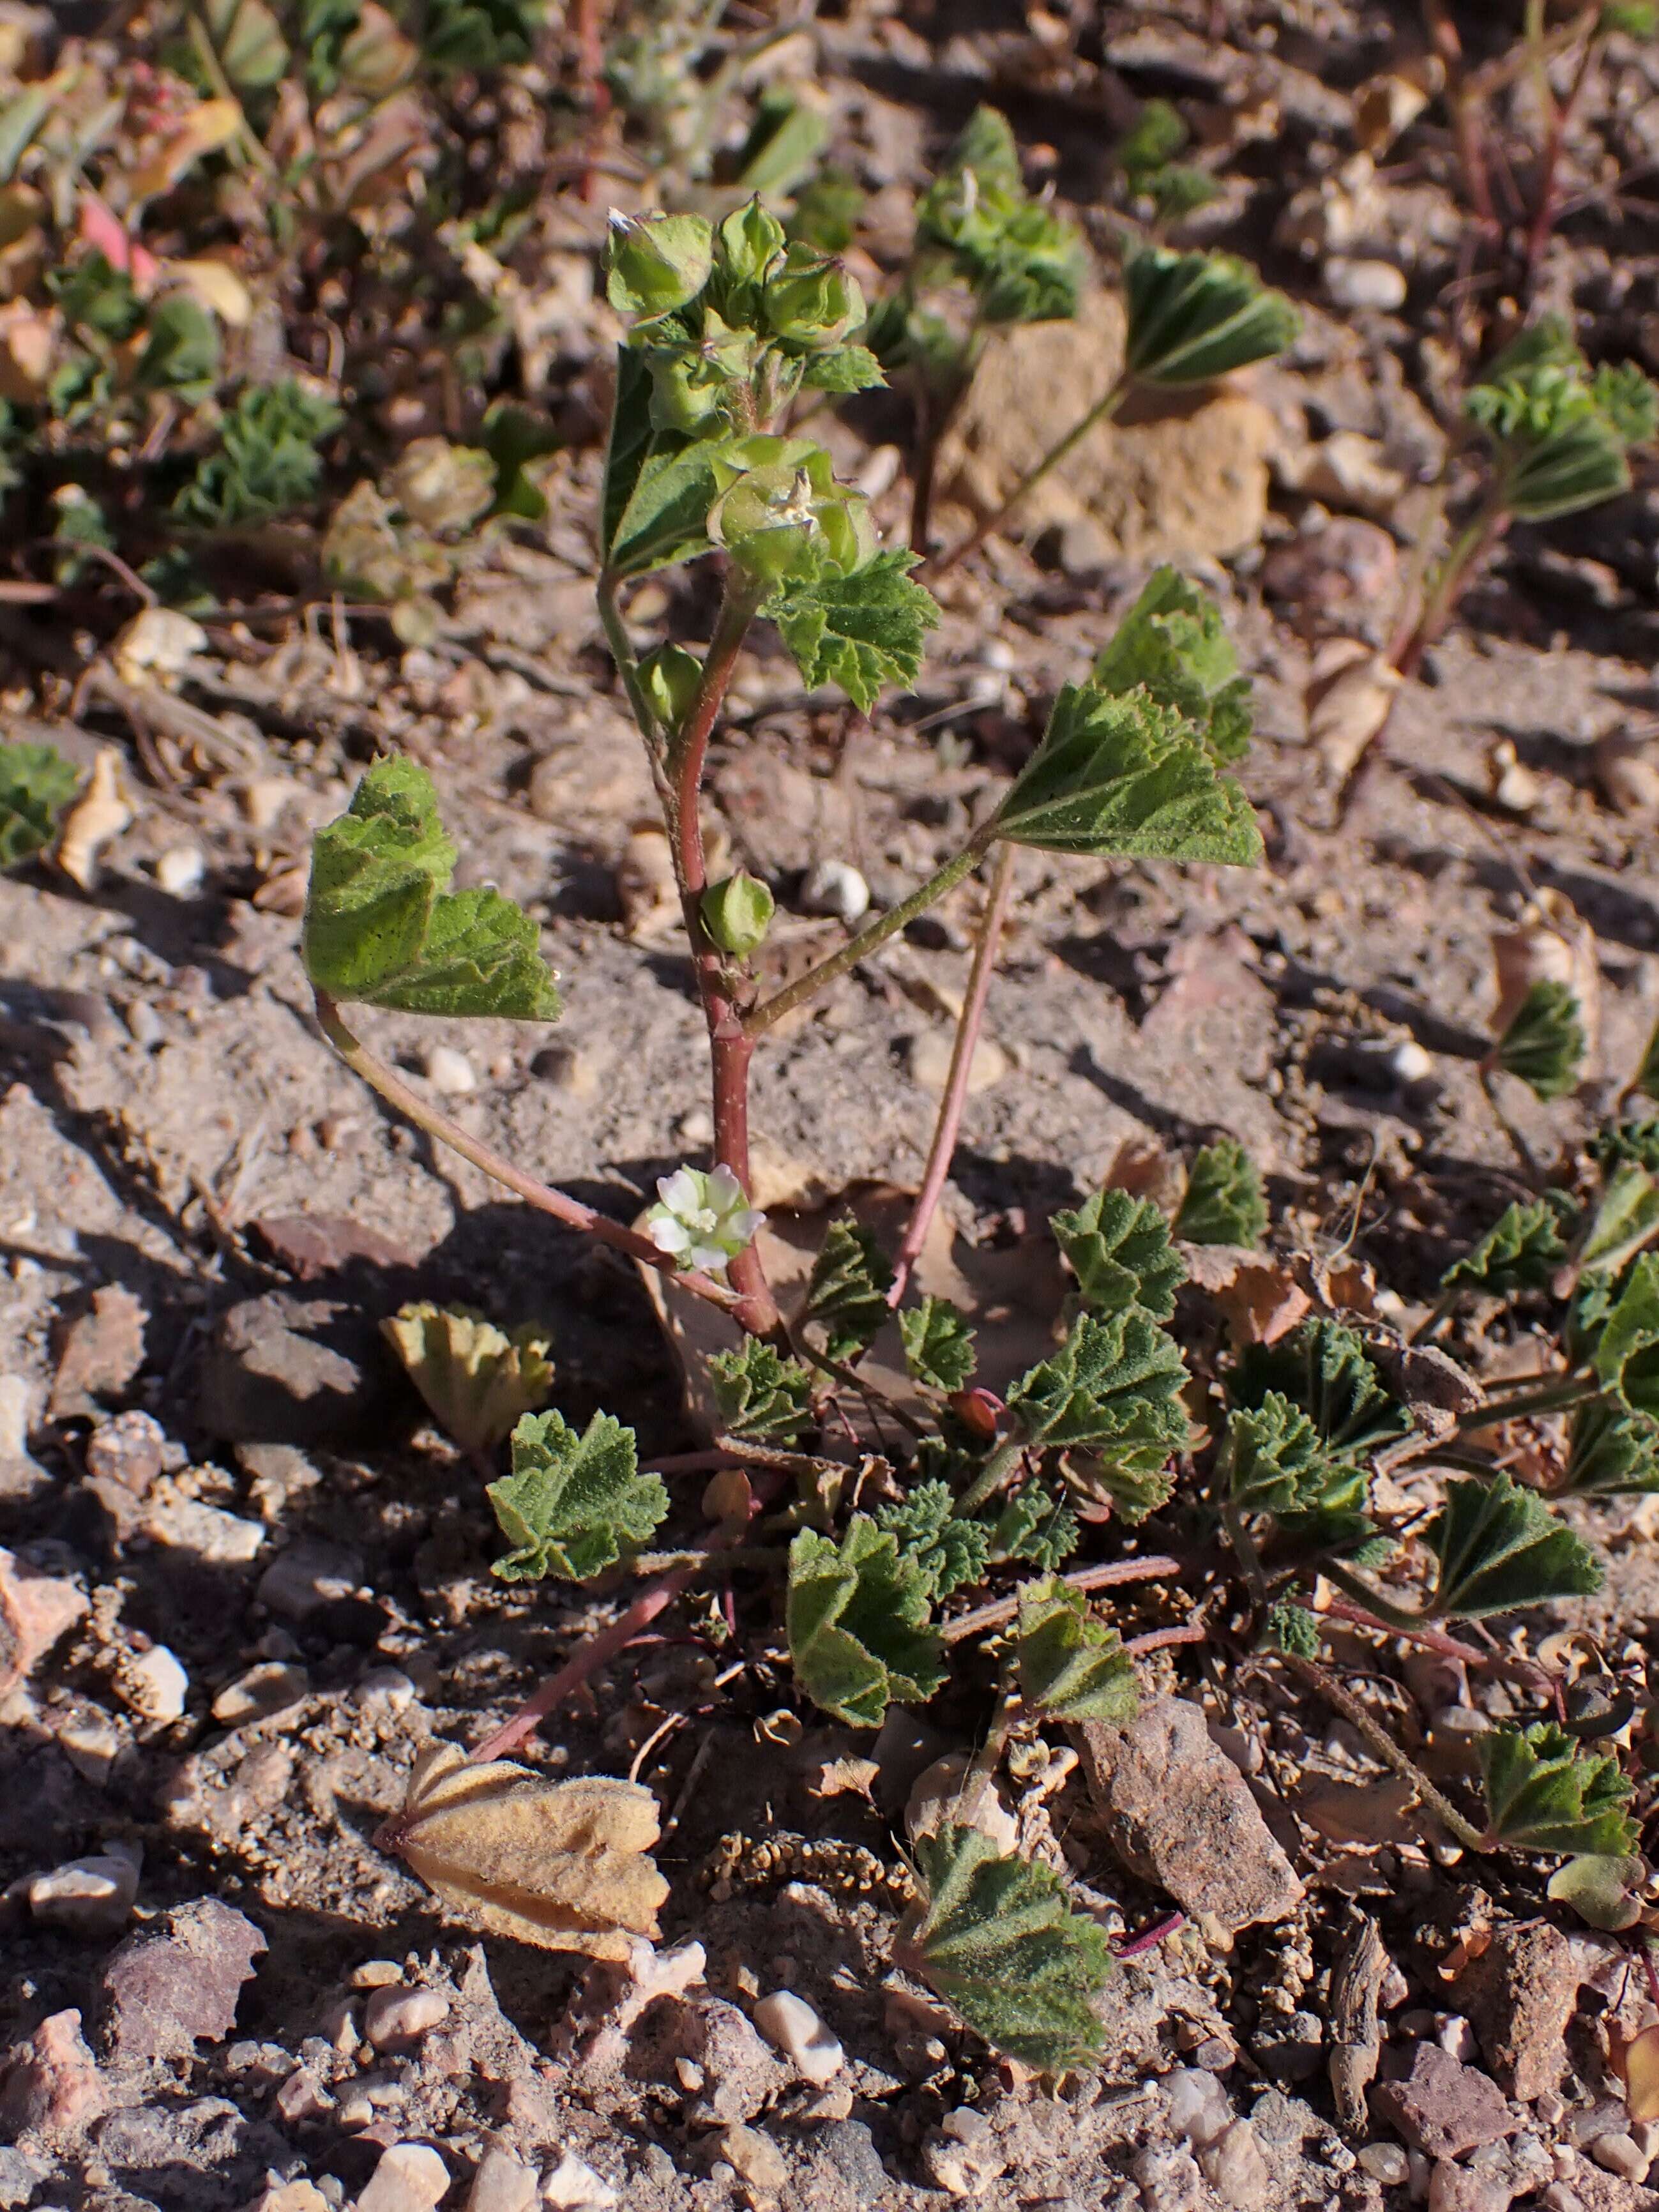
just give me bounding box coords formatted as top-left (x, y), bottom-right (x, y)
top-left (605, 210), bottom-right (714, 321)
top-left (701, 870), bottom-right (775, 957)
top-left (762, 242), bottom-right (865, 347)
top-left (639, 643), bottom-right (703, 732)
top-left (717, 197), bottom-right (787, 288)
top-left (707, 437), bottom-right (875, 584)
top-left (644, 349), bottom-right (725, 435)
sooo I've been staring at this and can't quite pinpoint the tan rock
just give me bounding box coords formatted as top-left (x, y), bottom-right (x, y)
top-left (0, 1545), bottom-right (87, 1696)
top-left (937, 289), bottom-right (1275, 565)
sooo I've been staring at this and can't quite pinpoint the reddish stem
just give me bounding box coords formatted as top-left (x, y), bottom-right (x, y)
top-left (1122, 1623), bottom-right (1208, 1659)
top-left (670, 579), bottom-right (780, 1337)
top-left (1115, 1911), bottom-right (1185, 1959)
top-left (941, 1554), bottom-right (1183, 1644)
top-left (889, 843), bottom-right (1015, 1308)
top-left (1524, 17), bottom-right (1602, 292)
top-left (572, 0), bottom-right (612, 202)
top-left (468, 1521), bottom-right (751, 1764)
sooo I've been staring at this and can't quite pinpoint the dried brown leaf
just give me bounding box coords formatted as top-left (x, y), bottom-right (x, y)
top-left (387, 1743), bottom-right (669, 1961)
top-left (1615, 2022), bottom-right (1659, 2121)
top-left (1491, 890), bottom-right (1599, 1062)
top-left (1181, 1245), bottom-right (1311, 1347)
top-left (1307, 639), bottom-right (1401, 786)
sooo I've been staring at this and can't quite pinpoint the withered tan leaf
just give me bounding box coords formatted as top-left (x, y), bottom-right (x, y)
top-left (388, 1743), bottom-right (669, 1960)
top-left (1307, 639), bottom-right (1400, 787)
top-left (382, 1301), bottom-right (553, 1456)
top-left (56, 747), bottom-right (132, 891)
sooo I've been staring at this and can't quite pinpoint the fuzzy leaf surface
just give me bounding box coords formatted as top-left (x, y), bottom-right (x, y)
top-left (1091, 566), bottom-right (1252, 764)
top-left (1479, 1721), bottom-right (1637, 1856)
top-left (1441, 1195), bottom-right (1574, 1297)
top-left (763, 551), bottom-right (939, 713)
top-left (908, 1824), bottom-right (1112, 2072)
top-left (1562, 1398), bottom-right (1659, 1497)
top-left (1172, 1138), bottom-right (1266, 1246)
top-left (1429, 1471), bottom-right (1603, 1620)
top-left (990, 1481), bottom-right (1080, 1572)
top-left (1015, 1577), bottom-right (1140, 1722)
top-left (898, 1297), bottom-right (978, 1393)
top-left (487, 1411), bottom-right (667, 1582)
top-left (1050, 1188), bottom-right (1186, 1321)
top-left (1231, 1318), bottom-right (1407, 1468)
top-left (1007, 1309), bottom-right (1190, 1459)
top-left (1580, 1167), bottom-right (1659, 1281)
top-left (0, 741), bottom-right (79, 868)
top-left (787, 1516), bottom-right (946, 1726)
top-left (1494, 980), bottom-right (1586, 1101)
top-left (877, 1481), bottom-right (990, 1599)
top-left (383, 1303), bottom-right (553, 1456)
top-left (303, 757), bottom-right (561, 1019)
top-left (993, 685), bottom-right (1262, 864)
top-left (1227, 1391), bottom-right (1361, 1517)
top-left (1594, 1252), bottom-right (1659, 1416)
top-left (1123, 243), bottom-right (1300, 386)
top-left (803, 1217), bottom-right (893, 1361)
top-left (708, 1340), bottom-right (814, 1444)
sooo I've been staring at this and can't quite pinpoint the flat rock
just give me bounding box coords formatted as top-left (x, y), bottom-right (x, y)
top-left (0, 1545), bottom-right (88, 1697)
top-left (98, 1897), bottom-right (267, 2071)
top-left (938, 289), bottom-right (1275, 566)
top-left (1455, 1923), bottom-right (1579, 2103)
top-left (256, 1536), bottom-right (366, 1622)
top-left (199, 1292), bottom-right (399, 1447)
top-left (1075, 1696), bottom-right (1305, 1933)
top-left (356, 2141), bottom-right (450, 2212)
top-left (1372, 2042), bottom-right (1517, 2158)
top-left (29, 1847), bottom-right (140, 1937)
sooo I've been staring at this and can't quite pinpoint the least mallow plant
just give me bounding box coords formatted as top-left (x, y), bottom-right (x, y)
top-left (297, 199), bottom-right (1641, 2070)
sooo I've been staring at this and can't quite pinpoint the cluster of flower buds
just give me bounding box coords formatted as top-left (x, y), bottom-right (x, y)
top-left (706, 434), bottom-right (875, 586)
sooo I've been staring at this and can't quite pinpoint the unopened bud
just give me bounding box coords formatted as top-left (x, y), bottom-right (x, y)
top-left (717, 197), bottom-right (787, 288)
top-left (701, 871), bottom-right (775, 957)
top-left (762, 242), bottom-right (865, 346)
top-left (638, 642), bottom-right (702, 732)
top-left (605, 209), bottom-right (714, 321)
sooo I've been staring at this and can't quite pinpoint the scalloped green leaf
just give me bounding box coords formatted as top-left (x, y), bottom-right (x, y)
top-left (1050, 1188), bottom-right (1186, 1322)
top-left (898, 1296), bottom-right (977, 1393)
top-left (989, 1480), bottom-right (1080, 1571)
top-left (1428, 1470), bottom-right (1603, 1620)
top-left (1015, 1576), bottom-right (1140, 1722)
top-left (1123, 243), bottom-right (1300, 388)
top-left (1494, 979), bottom-right (1586, 1101)
top-left (0, 740), bottom-right (79, 868)
top-left (708, 1339), bottom-right (814, 1444)
top-left (1172, 1138), bottom-right (1266, 1247)
top-left (877, 1480), bottom-right (990, 1599)
top-left (1594, 1251), bottom-right (1659, 1416)
top-left (1441, 1194), bottom-right (1574, 1297)
top-left (907, 1824), bottom-right (1112, 2073)
top-left (303, 757), bottom-right (561, 1019)
top-left (1227, 1390), bottom-right (1363, 1517)
top-left (803, 1216), bottom-right (893, 1362)
top-left (1091, 568), bottom-right (1253, 765)
top-left (1231, 1318), bottom-right (1407, 1468)
top-left (487, 1409), bottom-right (666, 1582)
top-left (763, 550), bottom-right (939, 713)
top-left (992, 685), bottom-right (1262, 865)
top-left (383, 1302), bottom-right (553, 1456)
top-left (1561, 1398), bottom-right (1659, 1497)
top-left (1580, 1166), bottom-right (1659, 1280)
top-left (1479, 1720), bottom-right (1637, 1856)
top-left (787, 1515), bottom-right (946, 1727)
top-left (1008, 1308), bottom-right (1190, 1457)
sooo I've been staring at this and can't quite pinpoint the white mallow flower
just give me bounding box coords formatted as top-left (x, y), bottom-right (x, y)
top-left (646, 1164), bottom-right (764, 1275)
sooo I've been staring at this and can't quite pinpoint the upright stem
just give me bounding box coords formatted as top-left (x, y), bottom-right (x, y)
top-left (1390, 492), bottom-right (1511, 679)
top-left (889, 842), bottom-right (1017, 1307)
top-left (952, 1432), bottom-right (1027, 1519)
top-left (745, 829), bottom-right (999, 1037)
top-left (597, 569), bottom-right (661, 750)
top-left (1524, 13), bottom-right (1602, 292)
top-left (667, 575), bottom-right (778, 1337)
top-left (313, 992), bottom-right (738, 1310)
top-left (925, 377), bottom-right (1128, 580)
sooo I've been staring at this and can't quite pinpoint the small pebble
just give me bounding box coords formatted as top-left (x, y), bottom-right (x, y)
top-left (1360, 2146), bottom-right (1409, 2185)
top-left (1324, 256), bottom-right (1407, 310)
top-left (212, 1660), bottom-right (310, 1725)
top-left (350, 1960), bottom-right (405, 1989)
top-left (363, 1985), bottom-right (450, 2049)
top-left (903, 1029), bottom-right (1009, 1094)
top-left (798, 860), bottom-right (870, 924)
top-left (121, 1643), bottom-right (189, 1722)
top-left (716, 2125), bottom-right (789, 2193)
top-left (356, 1665), bottom-right (416, 1711)
top-left (1163, 2068), bottom-right (1233, 2150)
top-left (357, 2143), bottom-right (450, 2212)
top-left (1588, 2133), bottom-right (1647, 2181)
top-left (753, 1990), bottom-right (844, 2086)
top-left (540, 2148), bottom-right (617, 2209)
top-left (57, 1708), bottom-right (123, 1784)
top-left (423, 1043), bottom-right (476, 1096)
top-left (125, 1000), bottom-right (165, 1047)
top-left (155, 844), bottom-right (206, 896)
top-left (1391, 1040), bottom-right (1434, 1085)
top-left (27, 1847), bottom-right (140, 1937)
top-left (1201, 2119), bottom-right (1269, 2209)
top-left (145, 1496), bottom-right (266, 1563)
top-left (466, 2150), bottom-right (538, 2212)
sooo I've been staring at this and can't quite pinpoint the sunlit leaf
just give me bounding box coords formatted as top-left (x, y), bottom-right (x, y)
top-left (1050, 1187), bottom-right (1186, 1322)
top-left (1015, 1577), bottom-right (1140, 1722)
top-left (1091, 567), bottom-right (1253, 765)
top-left (1547, 1851), bottom-right (1646, 1931)
top-left (1595, 1252), bottom-right (1659, 1416)
top-left (0, 741), bottom-right (79, 869)
top-left (989, 1480), bottom-right (1080, 1572)
top-left (1561, 1398), bottom-right (1659, 1497)
top-left (1227, 1390), bottom-right (1363, 1517)
top-left (303, 757), bottom-right (561, 1019)
top-left (787, 1515), bottom-right (946, 1727)
top-left (1123, 243), bottom-right (1300, 388)
top-left (1172, 1138), bottom-right (1266, 1246)
top-left (708, 1338), bottom-right (813, 1444)
top-left (383, 1303), bottom-right (553, 1456)
top-left (906, 1824), bottom-right (1112, 2073)
top-left (803, 1217), bottom-right (893, 1362)
top-left (1492, 979), bottom-right (1586, 1101)
top-left (1440, 1194), bottom-right (1573, 1298)
top-left (1008, 1308), bottom-right (1190, 1457)
top-left (1479, 1720), bottom-right (1637, 1855)
top-left (487, 1409), bottom-right (667, 1582)
top-left (878, 1481), bottom-right (990, 1600)
top-left (1428, 1471), bottom-right (1603, 1620)
top-left (764, 550), bottom-right (939, 713)
top-left (898, 1296), bottom-right (977, 1393)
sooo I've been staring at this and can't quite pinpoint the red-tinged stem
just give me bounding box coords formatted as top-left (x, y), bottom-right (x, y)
top-left (467, 1519), bottom-right (754, 1764)
top-left (667, 575), bottom-right (780, 1338)
top-left (1122, 1623), bottom-right (1208, 1659)
top-left (313, 992), bottom-right (739, 1311)
top-left (572, 0), bottom-right (612, 203)
top-left (1424, 0), bottom-right (1501, 250)
top-left (889, 842), bottom-right (1017, 1309)
top-left (941, 1554), bottom-right (1184, 1644)
top-left (1388, 493), bottom-right (1511, 680)
top-left (1524, 11), bottom-right (1602, 293)
top-left (1115, 1911), bottom-right (1185, 1959)
top-left (1319, 1579), bottom-right (1561, 1708)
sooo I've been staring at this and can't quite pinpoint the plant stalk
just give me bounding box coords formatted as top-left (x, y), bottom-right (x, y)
top-left (1390, 492), bottom-right (1511, 680)
top-left (1524, 8), bottom-right (1603, 292)
top-left (313, 992), bottom-right (739, 1310)
top-left (926, 377), bottom-right (1128, 579)
top-left (1279, 1649), bottom-right (1489, 1851)
top-left (1452, 1377), bottom-right (1595, 1429)
top-left (889, 842), bottom-right (1017, 1307)
top-left (940, 1554), bottom-right (1184, 1642)
top-left (745, 828), bottom-right (999, 1036)
top-left (951, 1432), bottom-right (1027, 1519)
